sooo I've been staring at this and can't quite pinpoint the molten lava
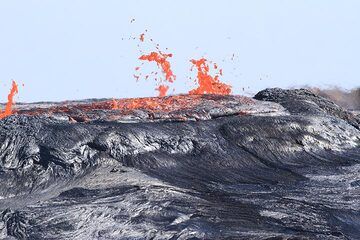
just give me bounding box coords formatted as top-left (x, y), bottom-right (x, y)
top-left (139, 52), bottom-right (176, 83)
top-left (189, 58), bottom-right (231, 95)
top-left (98, 94), bottom-right (203, 113)
top-left (138, 51), bottom-right (176, 97)
top-left (156, 85), bottom-right (169, 97)
top-left (0, 80), bottom-right (19, 119)
top-left (112, 99), bottom-right (118, 110)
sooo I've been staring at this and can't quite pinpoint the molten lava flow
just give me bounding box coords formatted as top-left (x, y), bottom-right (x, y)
top-left (189, 58), bottom-right (231, 95)
top-left (0, 80), bottom-right (19, 119)
top-left (156, 85), bottom-right (169, 97)
top-left (107, 95), bottom-right (203, 114)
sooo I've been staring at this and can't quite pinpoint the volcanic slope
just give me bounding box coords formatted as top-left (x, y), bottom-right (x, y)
top-left (0, 88), bottom-right (360, 239)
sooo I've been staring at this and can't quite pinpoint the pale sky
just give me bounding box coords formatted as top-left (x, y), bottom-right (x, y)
top-left (0, 0), bottom-right (359, 102)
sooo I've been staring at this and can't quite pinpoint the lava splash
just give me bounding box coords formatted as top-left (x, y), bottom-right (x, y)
top-left (155, 85), bottom-right (170, 97)
top-left (189, 58), bottom-right (232, 95)
top-left (139, 52), bottom-right (176, 83)
top-left (0, 80), bottom-right (19, 119)
top-left (135, 51), bottom-right (176, 97)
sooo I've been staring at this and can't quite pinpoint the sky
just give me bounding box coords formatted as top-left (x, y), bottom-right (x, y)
top-left (0, 0), bottom-right (359, 102)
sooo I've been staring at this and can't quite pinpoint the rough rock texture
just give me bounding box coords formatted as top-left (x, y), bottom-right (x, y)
top-left (254, 88), bottom-right (360, 130)
top-left (0, 89), bottom-right (359, 239)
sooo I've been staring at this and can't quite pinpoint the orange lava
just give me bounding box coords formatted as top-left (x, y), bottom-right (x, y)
top-left (156, 85), bottom-right (169, 97)
top-left (110, 95), bottom-right (202, 112)
top-left (111, 99), bottom-right (118, 110)
top-left (189, 58), bottom-right (231, 95)
top-left (138, 51), bottom-right (176, 97)
top-left (0, 80), bottom-right (19, 119)
top-left (139, 52), bottom-right (176, 83)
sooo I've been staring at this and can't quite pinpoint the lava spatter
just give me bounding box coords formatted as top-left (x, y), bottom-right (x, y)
top-left (133, 75), bottom-right (140, 81)
top-left (189, 58), bottom-right (231, 95)
top-left (134, 30), bottom-right (176, 97)
top-left (156, 85), bottom-right (169, 97)
top-left (140, 33), bottom-right (145, 42)
top-left (111, 99), bottom-right (118, 110)
top-left (0, 80), bottom-right (19, 119)
top-left (138, 51), bottom-right (176, 97)
top-left (139, 52), bottom-right (176, 83)
top-left (88, 94), bottom-right (205, 114)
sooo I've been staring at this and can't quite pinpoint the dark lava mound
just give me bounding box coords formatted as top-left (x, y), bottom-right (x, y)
top-left (0, 89), bottom-right (360, 239)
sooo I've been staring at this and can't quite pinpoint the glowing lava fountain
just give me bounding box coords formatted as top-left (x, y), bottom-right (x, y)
top-left (0, 80), bottom-right (19, 119)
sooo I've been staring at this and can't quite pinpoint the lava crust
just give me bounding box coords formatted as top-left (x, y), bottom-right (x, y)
top-left (0, 89), bottom-right (360, 239)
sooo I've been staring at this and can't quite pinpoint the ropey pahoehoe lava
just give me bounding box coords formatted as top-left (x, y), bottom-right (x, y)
top-left (0, 86), bottom-right (360, 239)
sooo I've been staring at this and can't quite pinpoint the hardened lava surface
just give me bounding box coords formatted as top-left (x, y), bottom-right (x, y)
top-left (1, 89), bottom-right (360, 239)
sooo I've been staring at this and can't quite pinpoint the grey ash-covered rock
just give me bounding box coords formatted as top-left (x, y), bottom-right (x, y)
top-left (0, 89), bottom-right (360, 239)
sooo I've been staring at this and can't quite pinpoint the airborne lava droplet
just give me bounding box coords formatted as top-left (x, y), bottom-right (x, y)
top-left (189, 58), bottom-right (231, 95)
top-left (133, 75), bottom-right (140, 81)
top-left (0, 80), bottom-right (19, 119)
top-left (139, 33), bottom-right (145, 42)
